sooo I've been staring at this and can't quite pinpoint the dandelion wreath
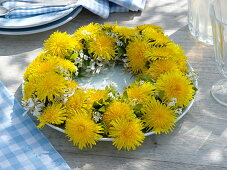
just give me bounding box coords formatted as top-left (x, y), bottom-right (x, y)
top-left (22, 23), bottom-right (197, 151)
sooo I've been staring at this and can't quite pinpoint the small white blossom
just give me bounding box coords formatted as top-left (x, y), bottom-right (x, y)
top-left (131, 99), bottom-right (137, 106)
top-left (96, 67), bottom-right (101, 74)
top-left (83, 55), bottom-right (89, 60)
top-left (92, 111), bottom-right (103, 123)
top-left (186, 71), bottom-right (199, 81)
top-left (110, 82), bottom-right (118, 88)
top-left (154, 92), bottom-right (159, 96)
top-left (167, 98), bottom-right (177, 106)
top-left (22, 98), bottom-right (45, 116)
top-left (116, 40), bottom-right (123, 46)
top-left (139, 81), bottom-right (145, 85)
top-left (175, 108), bottom-right (183, 115)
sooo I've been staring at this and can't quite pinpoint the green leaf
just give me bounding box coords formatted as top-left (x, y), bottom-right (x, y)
top-left (137, 74), bottom-right (154, 82)
top-left (158, 91), bottom-right (165, 101)
top-left (98, 106), bottom-right (106, 113)
top-left (134, 103), bottom-right (143, 111)
top-left (93, 101), bottom-right (100, 108)
top-left (70, 53), bottom-right (79, 60)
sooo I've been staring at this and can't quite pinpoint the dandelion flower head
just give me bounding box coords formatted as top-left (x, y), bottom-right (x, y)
top-left (112, 25), bottom-right (138, 38)
top-left (142, 28), bottom-right (170, 46)
top-left (103, 101), bottom-right (134, 127)
top-left (88, 33), bottom-right (116, 61)
top-left (145, 46), bottom-right (176, 61)
top-left (86, 89), bottom-right (109, 105)
top-left (74, 23), bottom-right (101, 40)
top-left (36, 72), bottom-right (68, 102)
top-left (156, 71), bottom-right (195, 107)
top-left (145, 59), bottom-right (180, 80)
top-left (126, 82), bottom-right (156, 103)
top-left (65, 112), bottom-right (103, 149)
top-left (44, 31), bottom-right (75, 57)
top-left (109, 117), bottom-right (144, 151)
top-left (126, 38), bottom-right (150, 73)
top-left (136, 24), bottom-right (163, 33)
top-left (142, 97), bottom-right (176, 134)
top-left (37, 102), bottom-right (67, 128)
top-left (65, 89), bottom-right (88, 117)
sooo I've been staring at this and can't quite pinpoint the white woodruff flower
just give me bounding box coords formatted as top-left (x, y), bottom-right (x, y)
top-left (175, 108), bottom-right (183, 115)
top-left (167, 98), bottom-right (178, 106)
top-left (186, 71), bottom-right (199, 81)
top-left (92, 111), bottom-right (103, 123)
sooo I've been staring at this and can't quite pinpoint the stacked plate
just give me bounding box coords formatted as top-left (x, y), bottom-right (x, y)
top-left (0, 6), bottom-right (82, 35)
top-left (0, 0), bottom-right (147, 35)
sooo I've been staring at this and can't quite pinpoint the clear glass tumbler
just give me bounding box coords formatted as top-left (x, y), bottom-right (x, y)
top-left (188, 0), bottom-right (214, 45)
top-left (210, 0), bottom-right (227, 107)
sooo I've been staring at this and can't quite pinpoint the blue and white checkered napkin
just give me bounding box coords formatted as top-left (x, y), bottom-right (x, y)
top-left (1, 0), bottom-right (146, 19)
top-left (0, 81), bottom-right (70, 170)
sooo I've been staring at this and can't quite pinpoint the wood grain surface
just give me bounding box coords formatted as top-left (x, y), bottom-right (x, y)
top-left (1, 0), bottom-right (227, 169)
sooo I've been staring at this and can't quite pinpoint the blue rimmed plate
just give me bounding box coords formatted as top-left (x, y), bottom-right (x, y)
top-left (0, 6), bottom-right (82, 35)
top-left (0, 8), bottom-right (74, 29)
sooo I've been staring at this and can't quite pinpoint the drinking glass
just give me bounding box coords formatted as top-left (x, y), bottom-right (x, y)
top-left (210, 0), bottom-right (227, 107)
top-left (188, 0), bottom-right (214, 45)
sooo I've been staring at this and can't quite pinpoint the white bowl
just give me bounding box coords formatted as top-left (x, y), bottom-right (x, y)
top-left (47, 63), bottom-right (198, 142)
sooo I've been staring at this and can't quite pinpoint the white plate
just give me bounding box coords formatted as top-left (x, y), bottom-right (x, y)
top-left (0, 8), bottom-right (74, 29)
top-left (47, 63), bottom-right (198, 142)
top-left (0, 6), bottom-right (82, 35)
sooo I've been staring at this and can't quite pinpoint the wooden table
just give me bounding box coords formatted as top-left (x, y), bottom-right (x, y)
top-left (1, 0), bottom-right (227, 169)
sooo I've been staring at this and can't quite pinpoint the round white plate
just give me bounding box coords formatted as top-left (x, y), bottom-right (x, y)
top-left (0, 8), bottom-right (74, 29)
top-left (46, 63), bottom-right (198, 142)
top-left (0, 7), bottom-right (82, 35)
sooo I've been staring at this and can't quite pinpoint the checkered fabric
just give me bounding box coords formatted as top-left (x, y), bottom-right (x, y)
top-left (1, 0), bottom-right (146, 19)
top-left (0, 81), bottom-right (70, 170)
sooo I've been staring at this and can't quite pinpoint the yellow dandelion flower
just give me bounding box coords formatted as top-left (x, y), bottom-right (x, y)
top-left (102, 23), bottom-right (115, 30)
top-left (166, 43), bottom-right (188, 72)
top-left (22, 78), bottom-right (37, 100)
top-left (167, 43), bottom-right (185, 57)
top-left (86, 89), bottom-right (109, 104)
top-left (36, 72), bottom-right (68, 102)
top-left (126, 38), bottom-right (150, 73)
top-left (66, 80), bottom-right (78, 90)
top-left (44, 31), bottom-right (75, 57)
top-left (65, 113), bottom-right (103, 149)
top-left (109, 117), bottom-right (144, 151)
top-left (74, 23), bottom-right (101, 40)
top-left (103, 101), bottom-right (134, 127)
top-left (145, 59), bottom-right (180, 80)
top-left (71, 36), bottom-right (84, 52)
top-left (88, 33), bottom-right (116, 60)
top-left (156, 71), bottom-right (195, 107)
top-left (126, 82), bottom-right (156, 103)
top-left (24, 57), bottom-right (44, 80)
top-left (145, 47), bottom-right (176, 61)
top-left (35, 51), bottom-right (50, 61)
top-left (54, 57), bottom-right (77, 73)
top-left (37, 102), bottom-right (67, 128)
top-left (176, 59), bottom-right (188, 72)
top-left (112, 25), bottom-right (138, 38)
top-left (65, 89), bottom-right (88, 117)
top-left (24, 56), bottom-right (77, 80)
top-left (136, 24), bottom-right (163, 33)
top-left (142, 97), bottom-right (177, 134)
top-left (142, 28), bottom-right (170, 46)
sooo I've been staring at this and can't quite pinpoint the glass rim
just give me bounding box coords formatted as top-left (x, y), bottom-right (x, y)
top-left (210, 0), bottom-right (227, 26)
